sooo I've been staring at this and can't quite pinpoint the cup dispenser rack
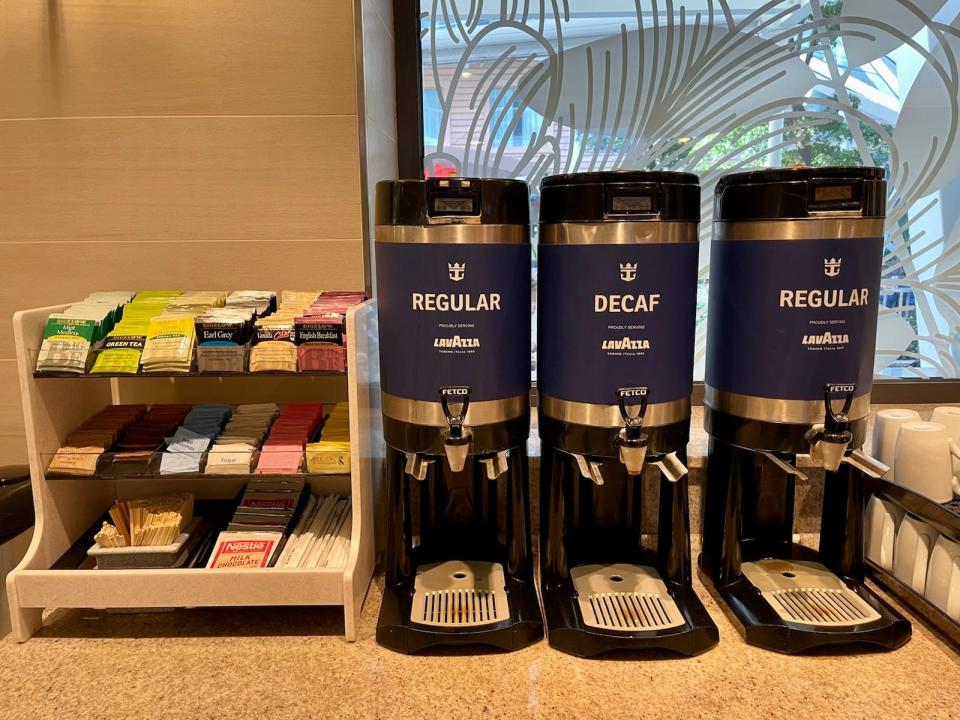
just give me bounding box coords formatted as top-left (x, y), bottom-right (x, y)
top-left (862, 474), bottom-right (960, 648)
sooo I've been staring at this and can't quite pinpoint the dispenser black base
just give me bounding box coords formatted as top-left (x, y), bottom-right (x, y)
top-left (539, 444), bottom-right (718, 658)
top-left (542, 576), bottom-right (717, 658)
top-left (698, 544), bottom-right (911, 654)
top-left (377, 569), bottom-right (543, 654)
top-left (700, 435), bottom-right (911, 654)
top-left (377, 444), bottom-right (543, 654)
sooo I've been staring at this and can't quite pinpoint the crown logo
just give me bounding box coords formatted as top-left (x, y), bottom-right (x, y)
top-left (824, 257), bottom-right (842, 277)
top-left (620, 262), bottom-right (638, 282)
top-left (448, 262), bottom-right (466, 282)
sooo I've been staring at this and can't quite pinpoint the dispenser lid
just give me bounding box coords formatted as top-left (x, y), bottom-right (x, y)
top-left (715, 166), bottom-right (886, 221)
top-left (375, 177), bottom-right (530, 228)
top-left (540, 170), bottom-right (700, 223)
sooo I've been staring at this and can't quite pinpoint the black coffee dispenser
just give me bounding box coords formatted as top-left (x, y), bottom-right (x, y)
top-left (373, 178), bottom-right (543, 653)
top-left (537, 171), bottom-right (718, 657)
top-left (700, 166), bottom-right (911, 653)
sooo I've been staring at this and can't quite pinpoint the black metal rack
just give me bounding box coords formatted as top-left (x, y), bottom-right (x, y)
top-left (864, 476), bottom-right (960, 648)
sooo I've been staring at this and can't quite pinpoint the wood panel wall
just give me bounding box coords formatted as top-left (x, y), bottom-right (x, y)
top-left (0, 0), bottom-right (396, 464)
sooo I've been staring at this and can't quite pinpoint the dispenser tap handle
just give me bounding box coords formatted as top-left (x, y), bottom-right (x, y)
top-left (841, 449), bottom-right (890, 479)
top-left (616, 387), bottom-right (648, 437)
top-left (759, 451), bottom-right (809, 482)
top-left (823, 383), bottom-right (855, 429)
top-left (573, 454), bottom-right (605, 486)
top-left (651, 452), bottom-right (688, 483)
top-left (439, 386), bottom-right (471, 435)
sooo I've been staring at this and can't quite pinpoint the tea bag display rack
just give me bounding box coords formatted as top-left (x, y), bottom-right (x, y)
top-left (863, 475), bottom-right (960, 646)
top-left (6, 301), bottom-right (382, 642)
top-left (33, 368), bottom-right (348, 379)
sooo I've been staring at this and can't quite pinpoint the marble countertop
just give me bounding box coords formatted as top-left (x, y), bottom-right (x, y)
top-left (1, 557), bottom-right (958, 719)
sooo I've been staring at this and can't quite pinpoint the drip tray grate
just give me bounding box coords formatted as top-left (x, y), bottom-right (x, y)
top-left (571, 564), bottom-right (685, 632)
top-left (742, 559), bottom-right (881, 628)
top-left (411, 560), bottom-right (508, 628)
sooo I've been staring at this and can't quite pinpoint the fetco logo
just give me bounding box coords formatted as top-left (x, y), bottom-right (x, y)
top-left (434, 336), bottom-right (480, 348)
top-left (620, 262), bottom-right (638, 282)
top-left (802, 332), bottom-right (850, 345)
top-left (602, 336), bottom-right (650, 350)
top-left (824, 257), bottom-right (842, 277)
top-left (448, 262), bottom-right (466, 281)
top-left (827, 383), bottom-right (856, 393)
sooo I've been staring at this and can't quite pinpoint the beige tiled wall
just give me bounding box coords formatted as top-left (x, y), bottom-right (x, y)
top-left (0, 0), bottom-right (395, 464)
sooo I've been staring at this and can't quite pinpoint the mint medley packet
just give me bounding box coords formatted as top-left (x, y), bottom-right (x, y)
top-left (35, 316), bottom-right (99, 373)
top-left (35, 292), bottom-right (135, 373)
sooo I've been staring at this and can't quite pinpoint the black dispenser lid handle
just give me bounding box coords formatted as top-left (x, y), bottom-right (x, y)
top-left (617, 387), bottom-right (649, 438)
top-left (824, 383), bottom-right (855, 431)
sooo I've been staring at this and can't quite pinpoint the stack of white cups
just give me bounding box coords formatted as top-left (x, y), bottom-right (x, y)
top-left (865, 406), bottom-right (960, 621)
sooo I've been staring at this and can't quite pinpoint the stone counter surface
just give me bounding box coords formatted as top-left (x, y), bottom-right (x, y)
top-left (0, 560), bottom-right (957, 720)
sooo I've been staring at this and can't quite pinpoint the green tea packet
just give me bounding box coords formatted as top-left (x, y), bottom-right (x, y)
top-left (91, 316), bottom-right (152, 374)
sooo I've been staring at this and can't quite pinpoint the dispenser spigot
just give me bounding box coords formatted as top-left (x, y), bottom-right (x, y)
top-left (439, 386), bottom-right (473, 473)
top-left (613, 387), bottom-right (650, 476)
top-left (805, 383), bottom-right (855, 472)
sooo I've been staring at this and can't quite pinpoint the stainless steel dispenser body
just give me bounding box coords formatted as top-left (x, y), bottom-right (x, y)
top-left (537, 171), bottom-right (701, 476)
top-left (704, 166), bottom-right (887, 453)
top-left (374, 177), bottom-right (543, 654)
top-left (698, 168), bottom-right (910, 655)
top-left (536, 172), bottom-right (719, 658)
top-left (538, 219), bottom-right (699, 432)
top-left (374, 177), bottom-right (531, 463)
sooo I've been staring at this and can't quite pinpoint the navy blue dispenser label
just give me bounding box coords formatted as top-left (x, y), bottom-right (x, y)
top-left (538, 242), bottom-right (698, 406)
top-left (375, 241), bottom-right (531, 402)
top-left (705, 236), bottom-right (883, 401)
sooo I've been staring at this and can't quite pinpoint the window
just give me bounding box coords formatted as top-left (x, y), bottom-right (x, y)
top-left (423, 89), bottom-right (443, 147)
top-left (412, 0), bottom-right (960, 383)
top-left (488, 93), bottom-right (542, 149)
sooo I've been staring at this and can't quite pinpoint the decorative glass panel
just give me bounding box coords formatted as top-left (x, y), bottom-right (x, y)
top-left (423, 88), bottom-right (444, 146)
top-left (420, 0), bottom-right (960, 380)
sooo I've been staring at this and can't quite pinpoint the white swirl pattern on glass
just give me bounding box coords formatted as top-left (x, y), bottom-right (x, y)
top-left (421, 0), bottom-right (960, 379)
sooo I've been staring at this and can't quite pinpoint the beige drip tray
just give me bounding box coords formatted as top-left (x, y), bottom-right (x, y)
top-left (411, 560), bottom-right (509, 628)
top-left (571, 564), bottom-right (685, 632)
top-left (742, 559), bottom-right (881, 628)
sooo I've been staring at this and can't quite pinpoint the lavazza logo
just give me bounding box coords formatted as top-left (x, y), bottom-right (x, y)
top-left (448, 262), bottom-right (465, 282)
top-left (619, 262), bottom-right (638, 282)
top-left (434, 335), bottom-right (480, 348)
top-left (802, 331), bottom-right (849, 346)
top-left (602, 336), bottom-right (650, 350)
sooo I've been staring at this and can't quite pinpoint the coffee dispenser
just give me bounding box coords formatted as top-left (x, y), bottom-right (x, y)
top-left (374, 177), bottom-right (542, 653)
top-left (537, 171), bottom-right (718, 657)
top-left (700, 166), bottom-right (911, 653)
